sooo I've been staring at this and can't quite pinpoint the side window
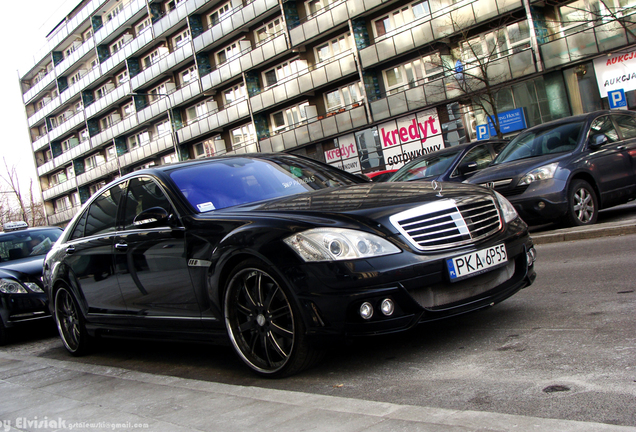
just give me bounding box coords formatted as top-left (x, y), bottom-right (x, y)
top-left (589, 116), bottom-right (619, 144)
top-left (613, 114), bottom-right (636, 139)
top-left (69, 210), bottom-right (88, 240)
top-left (122, 177), bottom-right (172, 229)
top-left (84, 183), bottom-right (125, 237)
top-left (453, 145), bottom-right (493, 176)
top-left (491, 141), bottom-right (508, 156)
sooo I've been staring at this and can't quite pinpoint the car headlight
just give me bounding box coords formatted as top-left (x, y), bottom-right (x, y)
top-left (519, 162), bottom-right (558, 186)
top-left (284, 228), bottom-right (400, 262)
top-left (0, 278), bottom-right (43, 294)
top-left (495, 191), bottom-right (518, 223)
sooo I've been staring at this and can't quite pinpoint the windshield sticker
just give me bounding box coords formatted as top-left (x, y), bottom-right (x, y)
top-left (283, 176), bottom-right (315, 189)
top-left (197, 202), bottom-right (216, 212)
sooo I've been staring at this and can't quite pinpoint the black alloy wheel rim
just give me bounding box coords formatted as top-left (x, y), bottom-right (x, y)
top-left (55, 289), bottom-right (81, 352)
top-left (225, 269), bottom-right (295, 373)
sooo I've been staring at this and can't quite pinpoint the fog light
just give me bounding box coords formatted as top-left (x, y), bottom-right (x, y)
top-left (537, 201), bottom-right (546, 210)
top-left (380, 298), bottom-right (395, 316)
top-left (359, 302), bottom-right (373, 320)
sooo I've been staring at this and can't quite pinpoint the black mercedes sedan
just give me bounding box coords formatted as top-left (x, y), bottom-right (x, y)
top-left (43, 153), bottom-right (536, 377)
top-left (0, 222), bottom-right (63, 345)
top-left (468, 110), bottom-right (636, 226)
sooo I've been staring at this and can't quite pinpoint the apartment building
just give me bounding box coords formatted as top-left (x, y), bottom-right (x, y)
top-left (19, 0), bottom-right (636, 225)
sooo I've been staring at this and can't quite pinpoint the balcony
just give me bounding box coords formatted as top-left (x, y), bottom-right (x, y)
top-left (48, 111), bottom-right (87, 143)
top-left (130, 43), bottom-right (194, 90)
top-left (118, 134), bottom-right (176, 169)
top-left (250, 53), bottom-right (357, 113)
top-left (227, 139), bottom-right (259, 154)
top-left (28, 97), bottom-right (62, 129)
top-left (95, 0), bottom-right (148, 45)
top-left (36, 160), bottom-right (55, 177)
top-left (42, 178), bottom-right (78, 201)
top-left (259, 104), bottom-right (368, 152)
top-left (177, 99), bottom-right (250, 143)
top-left (101, 30), bottom-right (155, 74)
top-left (192, 0), bottom-right (279, 53)
top-left (289, 0), bottom-right (350, 47)
top-left (369, 49), bottom-right (536, 122)
top-left (23, 71), bottom-right (57, 105)
top-left (91, 116), bottom-right (140, 148)
top-left (51, 141), bottom-right (92, 172)
top-left (137, 96), bottom-right (173, 124)
top-left (540, 18), bottom-right (636, 70)
top-left (48, 206), bottom-right (80, 226)
top-left (53, 38), bottom-right (96, 78)
top-left (76, 159), bottom-right (120, 187)
top-left (171, 80), bottom-right (203, 106)
top-left (201, 34), bottom-right (288, 92)
top-left (32, 134), bottom-right (50, 153)
top-left (153, 0), bottom-right (198, 39)
top-left (60, 67), bottom-right (102, 105)
top-left (85, 84), bottom-right (132, 120)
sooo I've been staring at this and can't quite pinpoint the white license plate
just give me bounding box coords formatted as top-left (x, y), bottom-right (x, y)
top-left (446, 244), bottom-right (507, 282)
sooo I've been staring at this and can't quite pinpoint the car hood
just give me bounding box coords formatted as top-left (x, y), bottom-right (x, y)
top-left (0, 255), bottom-right (45, 280)
top-left (218, 181), bottom-right (494, 221)
top-left (468, 153), bottom-right (569, 183)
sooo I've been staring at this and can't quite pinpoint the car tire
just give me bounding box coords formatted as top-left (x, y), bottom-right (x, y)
top-left (54, 284), bottom-right (92, 356)
top-left (567, 179), bottom-right (598, 226)
top-left (224, 259), bottom-right (322, 377)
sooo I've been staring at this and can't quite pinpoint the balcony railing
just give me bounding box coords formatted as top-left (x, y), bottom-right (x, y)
top-left (94, 0), bottom-right (147, 45)
top-left (48, 111), bottom-right (86, 143)
top-left (118, 134), bottom-right (175, 169)
top-left (48, 205), bottom-right (81, 226)
top-left (76, 159), bottom-right (120, 187)
top-left (23, 70), bottom-right (57, 105)
top-left (42, 178), bottom-right (78, 201)
top-left (176, 99), bottom-right (250, 143)
top-left (130, 43), bottom-right (193, 90)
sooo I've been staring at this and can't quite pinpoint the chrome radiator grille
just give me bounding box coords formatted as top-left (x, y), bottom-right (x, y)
top-left (389, 196), bottom-right (502, 251)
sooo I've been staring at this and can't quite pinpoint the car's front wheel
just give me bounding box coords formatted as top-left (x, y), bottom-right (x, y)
top-left (54, 285), bottom-right (92, 356)
top-left (224, 259), bottom-right (321, 377)
top-left (567, 179), bottom-right (598, 226)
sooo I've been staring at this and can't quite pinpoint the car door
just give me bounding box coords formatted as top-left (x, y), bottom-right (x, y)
top-left (62, 182), bottom-right (128, 324)
top-left (611, 113), bottom-right (636, 197)
top-left (585, 115), bottom-right (634, 203)
top-left (113, 176), bottom-right (201, 328)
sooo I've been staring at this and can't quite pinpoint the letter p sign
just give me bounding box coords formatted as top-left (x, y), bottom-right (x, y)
top-left (476, 124), bottom-right (490, 141)
top-left (608, 89), bottom-right (627, 110)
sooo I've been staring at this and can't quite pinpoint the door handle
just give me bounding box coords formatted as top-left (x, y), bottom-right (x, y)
top-left (65, 245), bottom-right (75, 254)
top-left (617, 145), bottom-right (626, 150)
top-left (115, 243), bottom-right (128, 251)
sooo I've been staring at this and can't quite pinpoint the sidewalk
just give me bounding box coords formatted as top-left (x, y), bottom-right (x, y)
top-left (530, 215), bottom-right (636, 244)
top-left (1, 351), bottom-right (635, 432)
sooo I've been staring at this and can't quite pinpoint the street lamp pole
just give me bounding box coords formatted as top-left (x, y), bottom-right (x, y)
top-left (129, 92), bottom-right (182, 162)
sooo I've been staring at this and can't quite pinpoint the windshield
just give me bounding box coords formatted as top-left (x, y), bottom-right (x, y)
top-left (494, 121), bottom-right (584, 164)
top-left (0, 228), bottom-right (62, 262)
top-left (389, 150), bottom-right (462, 182)
top-left (170, 157), bottom-right (360, 212)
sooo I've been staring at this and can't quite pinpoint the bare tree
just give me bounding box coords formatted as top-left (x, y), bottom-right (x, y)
top-left (0, 158), bottom-right (46, 227)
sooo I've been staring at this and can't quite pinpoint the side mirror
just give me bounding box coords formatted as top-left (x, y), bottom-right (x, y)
top-left (457, 161), bottom-right (479, 176)
top-left (589, 134), bottom-right (608, 149)
top-left (133, 207), bottom-right (170, 228)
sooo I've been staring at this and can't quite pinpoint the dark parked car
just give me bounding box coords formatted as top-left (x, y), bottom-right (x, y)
top-left (43, 154), bottom-right (536, 377)
top-left (366, 169), bottom-right (398, 182)
top-left (388, 140), bottom-right (508, 183)
top-left (0, 222), bottom-right (63, 345)
top-left (468, 110), bottom-right (636, 226)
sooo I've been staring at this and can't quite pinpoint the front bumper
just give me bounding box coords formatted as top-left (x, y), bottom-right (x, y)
top-left (283, 220), bottom-right (536, 340)
top-left (504, 179), bottom-right (569, 224)
top-left (0, 292), bottom-right (50, 328)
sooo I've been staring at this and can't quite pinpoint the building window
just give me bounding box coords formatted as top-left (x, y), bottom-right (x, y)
top-left (382, 53), bottom-right (442, 95)
top-left (156, 119), bottom-right (171, 136)
top-left (372, 0), bottom-right (430, 38)
top-left (305, 0), bottom-right (343, 18)
top-left (216, 40), bottom-right (244, 65)
top-left (100, 112), bottom-right (121, 130)
top-left (110, 33), bottom-right (132, 55)
top-left (180, 65), bottom-right (198, 86)
top-left (83, 28), bottom-right (93, 41)
top-left (70, 69), bottom-right (87, 85)
top-left (254, 17), bottom-right (283, 45)
top-left (314, 33), bottom-right (352, 63)
top-left (85, 153), bottom-right (105, 171)
top-left (116, 70), bottom-right (129, 85)
top-left (186, 100), bottom-right (211, 123)
top-left (262, 58), bottom-right (306, 88)
top-left (142, 46), bottom-right (169, 69)
top-left (61, 136), bottom-right (79, 152)
top-left (270, 102), bottom-right (309, 133)
top-left (172, 28), bottom-right (190, 49)
top-left (95, 81), bottom-right (115, 100)
top-left (458, 21), bottom-right (531, 64)
top-left (89, 181), bottom-right (107, 196)
top-left (325, 82), bottom-right (363, 111)
top-left (50, 170), bottom-right (67, 186)
top-left (231, 124), bottom-right (255, 145)
top-left (223, 83), bottom-right (246, 105)
top-left (105, 145), bottom-right (117, 161)
top-left (122, 102), bottom-right (135, 118)
top-left (104, 1), bottom-right (125, 22)
top-left (163, 153), bottom-right (178, 164)
top-left (207, 1), bottom-right (231, 27)
top-left (89, 57), bottom-right (99, 70)
top-left (128, 130), bottom-right (150, 149)
top-left (80, 129), bottom-right (89, 142)
top-left (55, 196), bottom-right (71, 213)
top-left (66, 165), bottom-right (75, 179)
top-left (149, 82), bottom-right (170, 102)
top-left (135, 17), bottom-right (152, 35)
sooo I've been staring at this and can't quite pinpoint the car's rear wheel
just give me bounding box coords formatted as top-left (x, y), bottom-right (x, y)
top-left (54, 285), bottom-right (91, 356)
top-left (224, 259), bottom-right (321, 377)
top-left (567, 179), bottom-right (598, 226)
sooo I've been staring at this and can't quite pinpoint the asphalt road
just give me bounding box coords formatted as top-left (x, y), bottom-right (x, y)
top-left (3, 232), bottom-right (635, 427)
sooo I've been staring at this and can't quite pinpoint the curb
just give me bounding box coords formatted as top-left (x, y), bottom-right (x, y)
top-left (531, 221), bottom-right (636, 245)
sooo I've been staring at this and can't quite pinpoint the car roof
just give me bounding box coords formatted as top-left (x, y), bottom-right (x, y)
top-left (521, 110), bottom-right (633, 133)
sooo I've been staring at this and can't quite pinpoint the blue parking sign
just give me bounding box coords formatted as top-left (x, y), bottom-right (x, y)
top-left (608, 89), bottom-right (627, 110)
top-left (476, 124), bottom-right (490, 140)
